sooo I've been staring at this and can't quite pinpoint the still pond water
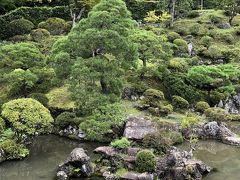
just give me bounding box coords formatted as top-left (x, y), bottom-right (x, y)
top-left (0, 135), bottom-right (240, 180)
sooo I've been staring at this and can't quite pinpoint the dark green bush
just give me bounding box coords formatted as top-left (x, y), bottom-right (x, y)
top-left (167, 131), bottom-right (184, 145)
top-left (30, 28), bottom-right (50, 42)
top-left (55, 112), bottom-right (79, 129)
top-left (144, 89), bottom-right (165, 100)
top-left (0, 117), bottom-right (6, 134)
top-left (28, 93), bottom-right (49, 107)
top-left (173, 39), bottom-right (188, 55)
top-left (210, 15), bottom-right (223, 24)
top-left (204, 107), bottom-right (232, 122)
top-left (187, 11), bottom-right (200, 18)
top-left (0, 6), bottom-right (72, 39)
top-left (7, 18), bottom-right (34, 37)
top-left (110, 137), bottom-right (131, 149)
top-left (172, 95), bottom-right (189, 109)
top-left (143, 131), bottom-right (172, 154)
top-left (38, 17), bottom-right (70, 35)
top-left (200, 36), bottom-right (213, 47)
top-left (136, 150), bottom-right (156, 173)
top-left (195, 101), bottom-right (210, 113)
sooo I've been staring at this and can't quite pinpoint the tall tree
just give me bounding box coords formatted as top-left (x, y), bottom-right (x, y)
top-left (219, 0), bottom-right (240, 25)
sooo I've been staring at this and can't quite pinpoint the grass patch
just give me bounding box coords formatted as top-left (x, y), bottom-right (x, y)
top-left (46, 86), bottom-right (75, 110)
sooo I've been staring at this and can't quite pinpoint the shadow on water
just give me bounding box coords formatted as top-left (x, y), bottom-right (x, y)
top-left (0, 135), bottom-right (104, 180)
top-left (179, 140), bottom-right (240, 180)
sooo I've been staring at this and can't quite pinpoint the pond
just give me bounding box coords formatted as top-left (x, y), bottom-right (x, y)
top-left (0, 135), bottom-right (103, 180)
top-left (1, 134), bottom-right (240, 180)
top-left (180, 140), bottom-right (240, 180)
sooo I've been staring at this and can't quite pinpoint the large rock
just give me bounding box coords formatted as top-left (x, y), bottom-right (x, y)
top-left (217, 94), bottom-right (240, 114)
top-left (157, 147), bottom-right (211, 180)
top-left (123, 116), bottom-right (157, 140)
top-left (193, 121), bottom-right (240, 146)
top-left (217, 22), bottom-right (231, 29)
top-left (56, 148), bottom-right (93, 179)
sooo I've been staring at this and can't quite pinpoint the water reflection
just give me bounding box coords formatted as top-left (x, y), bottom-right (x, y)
top-left (0, 135), bottom-right (102, 180)
top-left (180, 140), bottom-right (240, 180)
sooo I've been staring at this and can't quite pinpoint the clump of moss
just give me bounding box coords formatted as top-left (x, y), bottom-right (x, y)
top-left (204, 107), bottom-right (232, 122)
top-left (195, 101), bottom-right (210, 113)
top-left (111, 137), bottom-right (131, 149)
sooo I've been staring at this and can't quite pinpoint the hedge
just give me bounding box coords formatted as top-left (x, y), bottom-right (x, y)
top-left (0, 6), bottom-right (74, 39)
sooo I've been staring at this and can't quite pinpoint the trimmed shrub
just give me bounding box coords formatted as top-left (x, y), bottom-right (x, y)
top-left (28, 93), bottom-right (49, 107)
top-left (210, 15), bottom-right (223, 24)
top-left (173, 39), bottom-right (188, 55)
top-left (203, 45), bottom-right (223, 60)
top-left (200, 35), bottom-right (213, 47)
top-left (168, 58), bottom-right (188, 72)
top-left (0, 139), bottom-right (29, 160)
top-left (195, 101), bottom-right (210, 113)
top-left (222, 33), bottom-right (234, 44)
top-left (204, 107), bottom-right (232, 122)
top-left (167, 32), bottom-right (181, 42)
top-left (136, 150), bottom-right (156, 173)
top-left (172, 95), bottom-right (189, 109)
top-left (144, 89), bottom-right (165, 100)
top-left (143, 131), bottom-right (172, 154)
top-left (7, 18), bottom-right (34, 37)
top-left (189, 23), bottom-right (207, 36)
top-left (110, 137), bottom-right (131, 149)
top-left (38, 17), bottom-right (70, 35)
top-left (55, 112), bottom-right (80, 129)
top-left (159, 104), bottom-right (173, 116)
top-left (168, 131), bottom-right (184, 145)
top-left (0, 6), bottom-right (72, 39)
top-left (187, 11), bottom-right (200, 18)
top-left (30, 28), bottom-right (50, 42)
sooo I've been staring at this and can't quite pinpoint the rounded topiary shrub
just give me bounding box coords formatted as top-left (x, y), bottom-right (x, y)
top-left (1, 98), bottom-right (54, 140)
top-left (168, 58), bottom-right (188, 72)
top-left (167, 32), bottom-right (181, 42)
top-left (7, 18), bottom-right (34, 37)
top-left (144, 89), bottom-right (165, 100)
top-left (30, 28), bottom-right (50, 42)
top-left (172, 95), bottom-right (189, 109)
top-left (204, 107), bottom-right (232, 122)
top-left (38, 18), bottom-right (69, 35)
top-left (195, 101), bottom-right (210, 113)
top-left (173, 39), bottom-right (188, 55)
top-left (200, 36), bottom-right (213, 47)
top-left (136, 149), bottom-right (156, 173)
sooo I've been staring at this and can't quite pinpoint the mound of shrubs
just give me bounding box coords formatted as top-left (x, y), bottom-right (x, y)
top-left (195, 101), bottom-right (210, 113)
top-left (7, 18), bottom-right (34, 37)
top-left (30, 28), bottom-right (50, 42)
top-left (38, 17), bottom-right (71, 35)
top-left (110, 137), bottom-right (131, 149)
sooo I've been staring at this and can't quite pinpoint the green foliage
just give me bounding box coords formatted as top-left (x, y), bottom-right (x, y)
top-left (80, 103), bottom-right (126, 142)
top-left (28, 93), bottom-right (49, 107)
top-left (143, 131), bottom-right (172, 154)
top-left (30, 28), bottom-right (50, 42)
top-left (195, 101), bottom-right (210, 113)
top-left (187, 11), bottom-right (200, 18)
top-left (38, 17), bottom-right (70, 35)
top-left (55, 112), bottom-right (82, 129)
top-left (0, 139), bottom-right (29, 160)
top-left (172, 95), bottom-right (189, 109)
top-left (0, 117), bottom-right (6, 134)
top-left (136, 150), bottom-right (156, 173)
top-left (168, 58), bottom-right (188, 72)
top-left (0, 6), bottom-right (72, 39)
top-left (210, 15), bottom-right (223, 24)
top-left (110, 137), bottom-right (131, 149)
top-left (7, 18), bottom-right (34, 37)
top-left (204, 107), bottom-right (232, 122)
top-left (200, 36), bottom-right (213, 47)
top-left (1, 98), bottom-right (54, 141)
top-left (167, 131), bottom-right (184, 145)
top-left (167, 31), bottom-right (181, 42)
top-left (173, 39), bottom-right (188, 55)
top-left (181, 115), bottom-right (200, 129)
top-left (4, 69), bottom-right (38, 97)
top-left (144, 89), bottom-right (165, 100)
